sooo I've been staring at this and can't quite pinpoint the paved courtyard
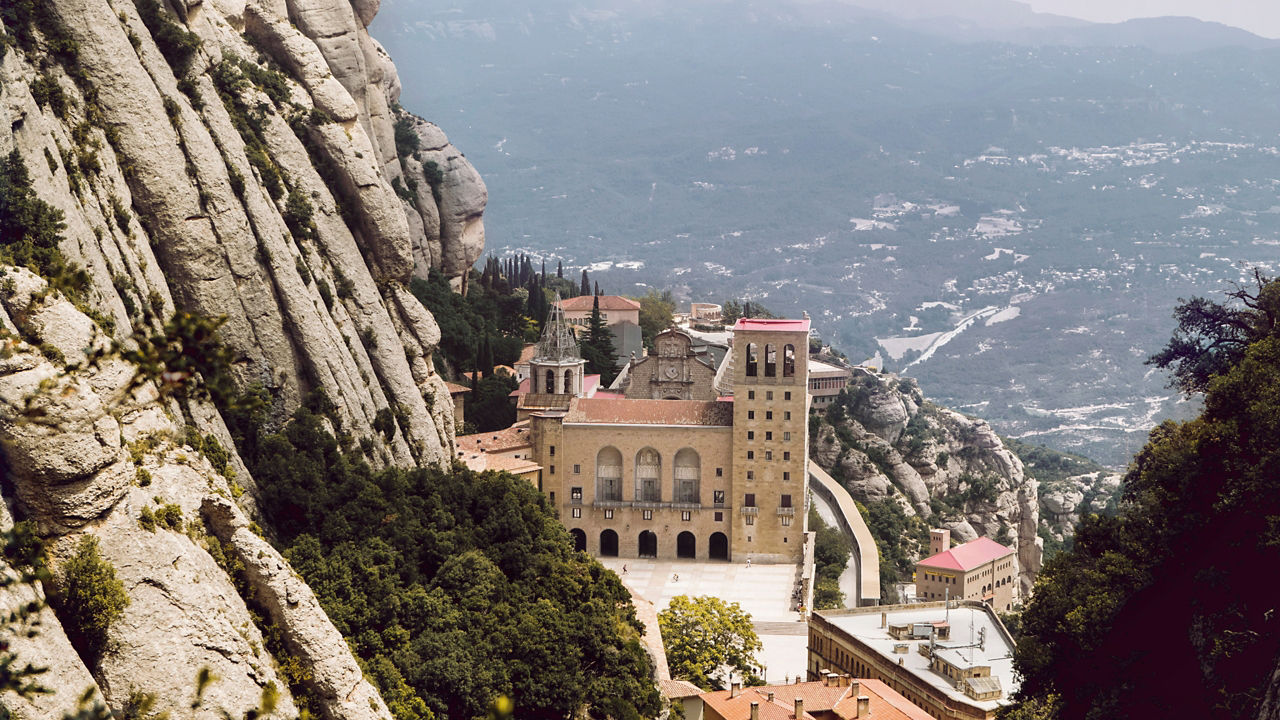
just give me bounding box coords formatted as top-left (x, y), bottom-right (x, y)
top-left (598, 557), bottom-right (810, 684)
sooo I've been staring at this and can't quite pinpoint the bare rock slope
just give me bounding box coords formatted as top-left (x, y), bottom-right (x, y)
top-left (0, 0), bottom-right (485, 711)
top-left (810, 367), bottom-right (1043, 597)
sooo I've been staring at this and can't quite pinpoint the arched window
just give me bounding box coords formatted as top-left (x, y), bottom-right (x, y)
top-left (545, 369), bottom-right (555, 393)
top-left (765, 344), bottom-right (777, 377)
top-left (783, 344), bottom-right (796, 377)
top-left (596, 447), bottom-right (623, 502)
top-left (635, 448), bottom-right (661, 502)
top-left (674, 448), bottom-right (700, 504)
top-left (745, 343), bottom-right (758, 377)
top-left (564, 369), bottom-right (574, 395)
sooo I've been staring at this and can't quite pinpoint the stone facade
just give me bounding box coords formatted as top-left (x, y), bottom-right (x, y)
top-left (530, 317), bottom-right (812, 563)
top-left (625, 329), bottom-right (720, 400)
top-left (914, 529), bottom-right (1018, 612)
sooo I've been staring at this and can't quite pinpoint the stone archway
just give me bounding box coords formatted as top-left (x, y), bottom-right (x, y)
top-left (677, 531), bottom-right (696, 559)
top-left (638, 530), bottom-right (658, 558)
top-left (600, 529), bottom-right (619, 557)
top-left (709, 532), bottom-right (729, 560)
top-left (569, 529), bottom-right (587, 553)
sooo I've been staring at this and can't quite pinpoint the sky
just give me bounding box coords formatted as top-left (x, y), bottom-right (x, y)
top-left (1025, 0), bottom-right (1280, 38)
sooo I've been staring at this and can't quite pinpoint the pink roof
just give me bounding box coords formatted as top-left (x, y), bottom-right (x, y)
top-left (918, 537), bottom-right (1014, 572)
top-left (509, 377), bottom-right (532, 397)
top-left (733, 318), bottom-right (811, 333)
top-left (566, 398), bottom-right (733, 426)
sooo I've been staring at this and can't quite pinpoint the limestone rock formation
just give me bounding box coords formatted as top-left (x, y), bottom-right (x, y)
top-left (0, 0), bottom-right (487, 707)
top-left (812, 367), bottom-right (1042, 596)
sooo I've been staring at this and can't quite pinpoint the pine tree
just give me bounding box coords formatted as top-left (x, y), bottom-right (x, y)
top-left (582, 295), bottom-right (618, 386)
top-left (580, 269), bottom-right (590, 296)
top-left (540, 259), bottom-right (546, 286)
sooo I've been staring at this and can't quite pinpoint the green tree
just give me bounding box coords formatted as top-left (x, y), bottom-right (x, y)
top-left (810, 508), bottom-right (851, 609)
top-left (637, 289), bottom-right (676, 351)
top-left (580, 269), bottom-right (590, 297)
top-left (722, 299), bottom-right (743, 326)
top-left (581, 295), bottom-right (618, 386)
top-left (50, 536), bottom-right (129, 663)
top-left (659, 595), bottom-right (762, 690)
top-left (1010, 275), bottom-right (1280, 720)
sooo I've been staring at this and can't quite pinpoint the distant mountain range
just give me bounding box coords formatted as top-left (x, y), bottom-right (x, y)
top-left (372, 0), bottom-right (1280, 466)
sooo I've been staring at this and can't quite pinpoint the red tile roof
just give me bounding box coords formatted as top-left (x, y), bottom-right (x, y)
top-left (918, 536), bottom-right (1014, 572)
top-left (455, 422), bottom-right (533, 453)
top-left (556, 295), bottom-right (641, 312)
top-left (699, 678), bottom-right (932, 720)
top-left (733, 318), bottom-right (811, 333)
top-left (443, 382), bottom-right (472, 395)
top-left (565, 398), bottom-right (733, 426)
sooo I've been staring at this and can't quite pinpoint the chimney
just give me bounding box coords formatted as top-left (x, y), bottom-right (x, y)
top-left (880, 611), bottom-right (887, 628)
top-left (731, 681), bottom-right (742, 698)
top-left (930, 528), bottom-right (950, 557)
top-left (857, 696), bottom-right (870, 717)
top-left (750, 703), bottom-right (759, 720)
top-left (841, 674), bottom-right (852, 687)
top-left (794, 698), bottom-right (804, 719)
top-left (850, 681), bottom-right (860, 697)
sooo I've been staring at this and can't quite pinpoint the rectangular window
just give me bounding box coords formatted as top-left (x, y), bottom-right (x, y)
top-left (643, 509), bottom-right (653, 520)
top-left (783, 471), bottom-right (791, 482)
top-left (549, 445), bottom-right (556, 456)
top-left (766, 431), bottom-right (773, 441)
top-left (747, 451), bottom-right (754, 460)
top-left (714, 490), bottom-right (725, 505)
top-left (745, 493), bottom-right (756, 507)
top-left (749, 390), bottom-right (756, 400)
top-left (765, 451), bottom-right (773, 460)
top-left (716, 467), bottom-right (723, 477)
top-left (573, 464), bottom-right (581, 474)
top-left (571, 507), bottom-right (581, 518)
top-left (550, 465), bottom-right (555, 475)
top-left (571, 487), bottom-right (583, 500)
top-left (785, 392), bottom-right (792, 400)
top-left (549, 492), bottom-right (555, 504)
top-left (781, 494), bottom-right (793, 508)
top-left (785, 411), bottom-right (792, 420)
top-left (604, 509), bottom-right (614, 519)
top-left (748, 410), bottom-right (755, 420)
top-left (746, 516), bottom-right (755, 526)
top-left (784, 432), bottom-right (791, 442)
top-left (746, 471), bottom-right (754, 480)
top-left (682, 511), bottom-right (692, 522)
top-left (766, 411), bottom-right (773, 420)
top-left (715, 511), bottom-right (724, 522)
top-left (767, 391), bottom-right (774, 400)
top-left (781, 515), bottom-right (792, 526)
top-left (747, 431), bottom-right (755, 440)
top-left (783, 451), bottom-right (791, 461)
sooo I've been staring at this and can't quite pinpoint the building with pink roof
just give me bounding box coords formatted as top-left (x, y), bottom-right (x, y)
top-left (914, 529), bottom-right (1018, 611)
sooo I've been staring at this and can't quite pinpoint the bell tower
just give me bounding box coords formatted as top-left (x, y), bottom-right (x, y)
top-left (530, 293), bottom-right (586, 396)
top-left (729, 316), bottom-right (811, 563)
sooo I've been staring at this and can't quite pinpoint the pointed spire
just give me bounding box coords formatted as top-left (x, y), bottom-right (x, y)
top-left (535, 292), bottom-right (581, 362)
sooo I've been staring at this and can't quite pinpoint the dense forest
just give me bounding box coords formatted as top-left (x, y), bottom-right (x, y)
top-left (1006, 274), bottom-right (1280, 719)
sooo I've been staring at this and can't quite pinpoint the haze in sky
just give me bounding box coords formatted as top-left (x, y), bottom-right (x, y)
top-left (1025, 0), bottom-right (1280, 38)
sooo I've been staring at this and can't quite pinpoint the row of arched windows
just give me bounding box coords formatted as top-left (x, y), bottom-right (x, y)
top-left (595, 447), bottom-right (701, 503)
top-left (744, 343), bottom-right (796, 378)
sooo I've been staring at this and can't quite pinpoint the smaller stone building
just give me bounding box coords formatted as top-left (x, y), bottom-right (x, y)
top-left (914, 529), bottom-right (1018, 612)
top-left (623, 329), bottom-right (721, 400)
top-left (556, 295), bottom-right (641, 328)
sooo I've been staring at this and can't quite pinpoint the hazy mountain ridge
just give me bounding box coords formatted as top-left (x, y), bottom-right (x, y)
top-left (374, 0), bottom-right (1280, 465)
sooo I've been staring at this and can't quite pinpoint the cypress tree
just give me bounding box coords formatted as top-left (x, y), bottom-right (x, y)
top-left (583, 295), bottom-right (618, 386)
top-left (580, 269), bottom-right (590, 296)
top-left (557, 261), bottom-right (563, 279)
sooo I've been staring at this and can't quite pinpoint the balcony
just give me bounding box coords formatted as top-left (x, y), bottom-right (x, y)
top-left (776, 506), bottom-right (795, 516)
top-left (740, 506), bottom-right (759, 516)
top-left (592, 500), bottom-right (703, 510)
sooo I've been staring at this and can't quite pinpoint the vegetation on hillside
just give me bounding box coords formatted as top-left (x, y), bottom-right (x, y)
top-left (1006, 274), bottom-right (1280, 719)
top-left (231, 399), bottom-right (661, 720)
top-left (809, 507), bottom-right (851, 609)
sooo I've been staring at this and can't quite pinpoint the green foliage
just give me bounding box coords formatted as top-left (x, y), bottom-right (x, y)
top-left (858, 499), bottom-right (927, 604)
top-left (659, 595), bottom-right (762, 690)
top-left (0, 149), bottom-right (90, 301)
top-left (30, 71), bottom-right (69, 118)
top-left (210, 59), bottom-right (285, 200)
top-left (410, 270), bottom-right (525, 377)
top-left (109, 195), bottom-right (131, 235)
top-left (636, 288), bottom-right (675, 350)
top-left (581, 295), bottom-right (618, 386)
top-left (236, 405), bottom-right (661, 719)
top-left (809, 507), bottom-right (850, 609)
top-left (133, 0), bottom-right (201, 76)
top-left (282, 187), bottom-right (316, 241)
top-left (154, 503), bottom-right (184, 530)
top-left (0, 522), bottom-right (53, 698)
top-left (50, 536), bottom-right (128, 663)
top-left (393, 113), bottom-right (421, 155)
top-left (138, 506), bottom-right (156, 532)
top-left (469, 371), bottom-right (518, 433)
top-left (1012, 278), bottom-right (1280, 719)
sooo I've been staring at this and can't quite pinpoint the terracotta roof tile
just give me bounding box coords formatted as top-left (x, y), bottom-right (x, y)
top-left (443, 382), bottom-right (472, 395)
top-left (565, 398), bottom-right (733, 426)
top-left (455, 422), bottom-right (533, 453)
top-left (918, 536), bottom-right (1014, 572)
top-left (556, 295), bottom-right (642, 312)
top-left (700, 679), bottom-right (933, 720)
top-left (460, 453), bottom-right (541, 475)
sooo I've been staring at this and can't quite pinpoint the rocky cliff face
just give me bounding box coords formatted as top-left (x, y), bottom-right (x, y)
top-left (0, 0), bottom-right (484, 711)
top-left (810, 367), bottom-right (1043, 597)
